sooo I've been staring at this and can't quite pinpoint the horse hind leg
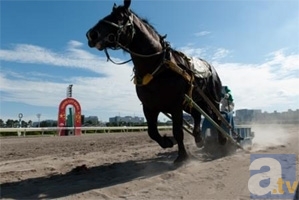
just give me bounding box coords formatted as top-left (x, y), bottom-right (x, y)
top-left (213, 112), bottom-right (227, 145)
top-left (191, 110), bottom-right (203, 148)
top-left (217, 126), bottom-right (227, 145)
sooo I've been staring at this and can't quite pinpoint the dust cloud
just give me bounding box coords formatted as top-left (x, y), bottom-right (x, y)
top-left (250, 124), bottom-right (291, 152)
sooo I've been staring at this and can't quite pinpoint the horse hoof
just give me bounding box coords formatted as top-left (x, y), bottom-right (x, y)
top-left (218, 137), bottom-right (227, 145)
top-left (195, 135), bottom-right (204, 148)
top-left (173, 154), bottom-right (189, 164)
top-left (161, 136), bottom-right (175, 148)
top-left (196, 141), bottom-right (204, 148)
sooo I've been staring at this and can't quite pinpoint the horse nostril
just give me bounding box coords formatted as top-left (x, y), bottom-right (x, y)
top-left (87, 29), bottom-right (99, 41)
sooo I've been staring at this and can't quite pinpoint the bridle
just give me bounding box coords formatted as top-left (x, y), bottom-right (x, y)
top-left (100, 14), bottom-right (135, 51)
top-left (96, 13), bottom-right (168, 65)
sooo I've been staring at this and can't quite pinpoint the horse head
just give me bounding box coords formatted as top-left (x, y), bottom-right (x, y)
top-left (86, 0), bottom-right (135, 51)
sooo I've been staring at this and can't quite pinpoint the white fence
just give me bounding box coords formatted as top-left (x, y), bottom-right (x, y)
top-left (0, 126), bottom-right (173, 136)
top-left (0, 125), bottom-right (251, 137)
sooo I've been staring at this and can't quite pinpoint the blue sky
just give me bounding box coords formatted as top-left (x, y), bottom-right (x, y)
top-left (0, 0), bottom-right (298, 123)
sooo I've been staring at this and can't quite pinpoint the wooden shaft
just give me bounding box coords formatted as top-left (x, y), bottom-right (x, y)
top-left (195, 88), bottom-right (241, 138)
top-left (184, 95), bottom-right (247, 152)
top-left (162, 112), bottom-right (194, 136)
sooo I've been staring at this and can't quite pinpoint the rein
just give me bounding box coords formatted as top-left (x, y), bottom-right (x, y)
top-left (116, 42), bottom-right (165, 58)
top-left (103, 42), bottom-right (166, 65)
top-left (104, 48), bottom-right (132, 65)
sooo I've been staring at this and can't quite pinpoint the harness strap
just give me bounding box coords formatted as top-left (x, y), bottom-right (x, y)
top-left (133, 59), bottom-right (193, 86)
top-left (164, 60), bottom-right (192, 82)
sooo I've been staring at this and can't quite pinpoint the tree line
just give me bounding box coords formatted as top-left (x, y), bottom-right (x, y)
top-left (0, 119), bottom-right (57, 128)
top-left (0, 118), bottom-right (169, 128)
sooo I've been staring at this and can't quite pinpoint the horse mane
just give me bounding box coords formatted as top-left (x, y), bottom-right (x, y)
top-left (129, 9), bottom-right (163, 38)
top-left (130, 9), bottom-right (189, 66)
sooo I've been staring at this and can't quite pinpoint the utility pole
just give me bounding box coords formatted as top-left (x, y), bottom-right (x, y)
top-left (36, 113), bottom-right (41, 127)
top-left (18, 113), bottom-right (23, 128)
top-left (67, 84), bottom-right (73, 98)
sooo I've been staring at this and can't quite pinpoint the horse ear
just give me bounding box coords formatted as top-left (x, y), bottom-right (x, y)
top-left (124, 0), bottom-right (131, 9)
top-left (113, 3), bottom-right (117, 11)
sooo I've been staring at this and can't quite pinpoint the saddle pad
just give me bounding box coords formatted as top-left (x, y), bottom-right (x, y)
top-left (189, 57), bottom-right (212, 79)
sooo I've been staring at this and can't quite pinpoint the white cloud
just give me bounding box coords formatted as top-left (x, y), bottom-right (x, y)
top-left (67, 40), bottom-right (84, 48)
top-left (170, 44), bottom-right (298, 112)
top-left (212, 48), bottom-right (231, 61)
top-left (178, 45), bottom-right (231, 61)
top-left (0, 43), bottom-right (123, 76)
top-left (194, 31), bottom-right (211, 37)
top-left (266, 49), bottom-right (299, 72)
top-left (213, 49), bottom-right (299, 111)
top-left (179, 45), bottom-right (207, 58)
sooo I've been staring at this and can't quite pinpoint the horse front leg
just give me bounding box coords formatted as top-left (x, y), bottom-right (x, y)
top-left (171, 109), bottom-right (188, 163)
top-left (143, 106), bottom-right (174, 149)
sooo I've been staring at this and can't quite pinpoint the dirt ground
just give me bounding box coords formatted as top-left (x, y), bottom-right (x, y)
top-left (0, 124), bottom-right (298, 199)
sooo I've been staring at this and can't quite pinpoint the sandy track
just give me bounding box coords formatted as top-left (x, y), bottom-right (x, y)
top-left (0, 125), bottom-right (298, 199)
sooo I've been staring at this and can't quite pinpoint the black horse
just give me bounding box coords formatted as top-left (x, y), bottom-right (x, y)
top-left (86, 0), bottom-right (225, 163)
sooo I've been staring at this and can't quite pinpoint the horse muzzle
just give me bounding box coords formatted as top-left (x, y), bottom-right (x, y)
top-left (87, 40), bottom-right (95, 48)
top-left (86, 29), bottom-right (102, 49)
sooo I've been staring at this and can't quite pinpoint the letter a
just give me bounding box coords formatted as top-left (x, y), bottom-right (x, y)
top-left (248, 157), bottom-right (282, 196)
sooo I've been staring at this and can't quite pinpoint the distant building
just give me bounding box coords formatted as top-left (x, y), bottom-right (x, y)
top-left (109, 116), bottom-right (144, 124)
top-left (235, 109), bottom-right (299, 124)
top-left (235, 109), bottom-right (262, 124)
top-left (32, 119), bottom-right (57, 127)
top-left (84, 116), bottom-right (99, 126)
